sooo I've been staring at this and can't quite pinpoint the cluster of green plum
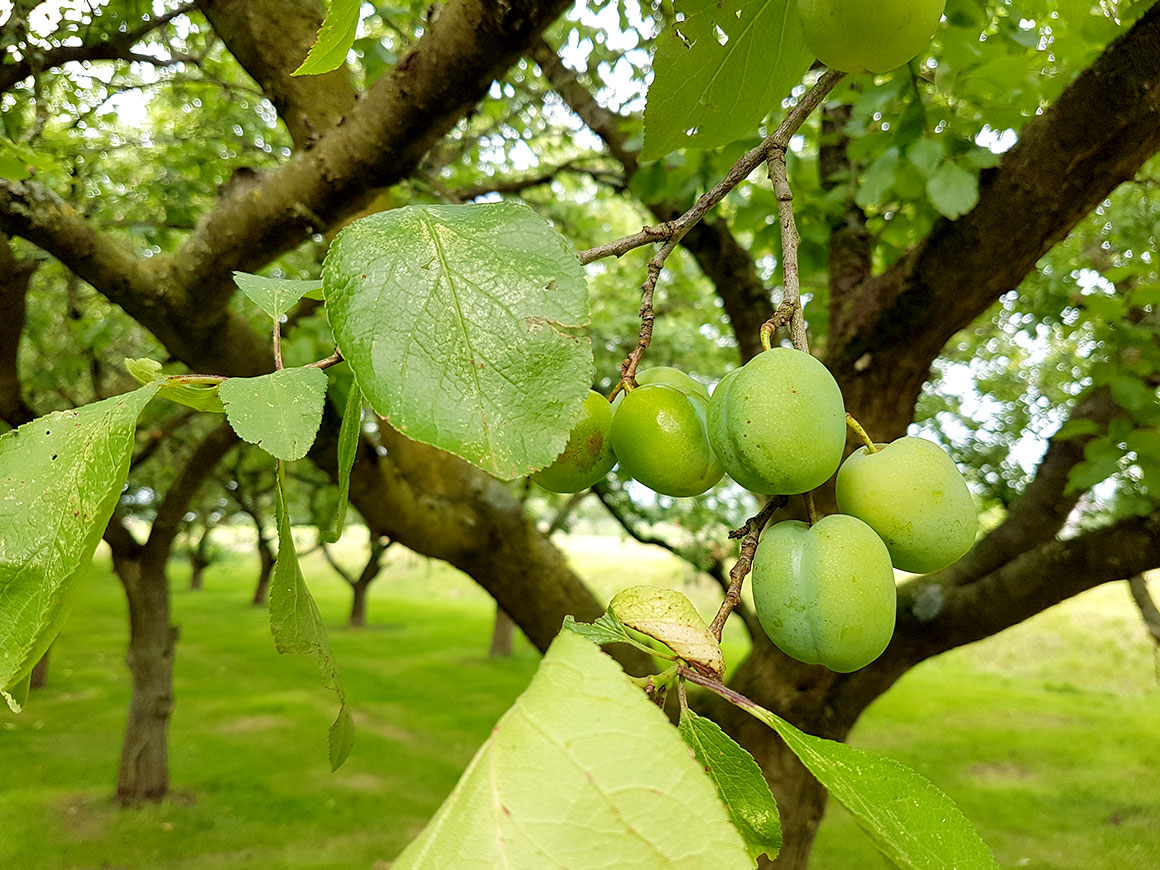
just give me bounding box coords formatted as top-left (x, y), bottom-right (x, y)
top-left (534, 347), bottom-right (977, 673)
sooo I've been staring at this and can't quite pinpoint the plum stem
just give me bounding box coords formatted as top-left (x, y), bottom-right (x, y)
top-left (846, 413), bottom-right (879, 453)
top-left (805, 491), bottom-right (819, 525)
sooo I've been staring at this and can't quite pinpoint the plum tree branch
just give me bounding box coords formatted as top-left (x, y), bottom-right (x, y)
top-left (828, 4), bottom-right (1160, 391)
top-left (577, 69), bottom-right (846, 267)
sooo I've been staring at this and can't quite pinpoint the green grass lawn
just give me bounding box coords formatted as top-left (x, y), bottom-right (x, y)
top-left (1, 534), bottom-right (1158, 869)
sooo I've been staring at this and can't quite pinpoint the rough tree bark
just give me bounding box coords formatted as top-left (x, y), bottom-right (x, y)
top-left (2, 0), bottom-right (1160, 862)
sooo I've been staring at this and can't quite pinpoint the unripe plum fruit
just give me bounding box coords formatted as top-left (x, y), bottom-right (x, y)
top-left (751, 514), bottom-right (896, 673)
top-left (612, 366), bottom-right (710, 413)
top-left (531, 390), bottom-right (616, 493)
top-left (796, 0), bottom-right (946, 73)
top-left (708, 347), bottom-right (846, 495)
top-left (611, 383), bottom-right (724, 497)
top-left (835, 436), bottom-right (977, 573)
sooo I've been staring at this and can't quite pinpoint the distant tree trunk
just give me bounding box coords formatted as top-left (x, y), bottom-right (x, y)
top-left (488, 607), bottom-right (515, 657)
top-left (251, 534), bottom-right (275, 606)
top-left (320, 535), bottom-right (390, 627)
top-left (189, 552), bottom-right (208, 590)
top-left (29, 645), bottom-right (51, 690)
top-left (1128, 574), bottom-right (1160, 647)
top-left (109, 423), bottom-right (237, 804)
top-left (113, 549), bottom-right (176, 804)
top-left (349, 577), bottom-right (371, 628)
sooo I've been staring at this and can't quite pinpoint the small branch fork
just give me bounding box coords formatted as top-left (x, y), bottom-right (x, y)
top-left (708, 497), bottom-right (787, 641)
top-left (581, 69), bottom-right (846, 392)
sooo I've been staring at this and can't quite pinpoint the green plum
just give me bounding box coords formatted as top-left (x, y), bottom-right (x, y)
top-left (751, 514), bottom-right (897, 673)
top-left (611, 383), bottom-right (724, 497)
top-left (708, 347), bottom-right (846, 495)
top-left (531, 390), bottom-right (616, 493)
top-left (796, 0), bottom-right (946, 73)
top-left (835, 436), bottom-right (977, 573)
top-left (611, 366), bottom-right (710, 413)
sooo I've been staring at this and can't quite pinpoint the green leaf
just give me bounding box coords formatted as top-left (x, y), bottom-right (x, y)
top-left (609, 585), bottom-right (725, 676)
top-left (642, 0), bottom-right (813, 159)
top-left (738, 699), bottom-right (1000, 869)
top-left (0, 386), bottom-right (159, 707)
top-left (679, 709), bottom-right (782, 862)
top-left (1081, 293), bottom-right (1126, 323)
top-left (291, 0), bottom-right (361, 76)
top-left (1109, 374), bottom-right (1153, 413)
top-left (855, 148), bottom-right (900, 209)
top-left (323, 202), bottom-right (594, 480)
top-left (124, 358), bottom-right (225, 414)
top-left (319, 381), bottom-right (362, 544)
top-left (1053, 418), bottom-right (1102, 441)
top-left (232, 272), bottom-right (324, 320)
top-left (219, 367), bottom-right (328, 462)
top-left (392, 632), bottom-right (752, 869)
top-left (1129, 283), bottom-right (1160, 308)
top-left (926, 162), bottom-right (979, 219)
top-left (272, 468), bottom-right (354, 769)
top-left (1125, 428), bottom-right (1160, 460)
top-left (562, 612), bottom-right (636, 647)
top-left (0, 153), bottom-right (30, 181)
top-left (906, 139), bottom-right (944, 177)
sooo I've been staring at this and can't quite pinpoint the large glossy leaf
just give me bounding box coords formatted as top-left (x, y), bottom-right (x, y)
top-left (742, 699), bottom-right (1000, 869)
top-left (392, 632), bottom-right (753, 869)
top-left (679, 709), bottom-right (782, 862)
top-left (643, 0), bottom-right (813, 159)
top-left (323, 203), bottom-right (594, 480)
top-left (271, 469), bottom-right (354, 769)
top-left (219, 366), bottom-right (329, 462)
top-left (0, 386), bottom-right (159, 709)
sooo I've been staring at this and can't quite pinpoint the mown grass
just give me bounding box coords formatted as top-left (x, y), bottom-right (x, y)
top-left (1, 534), bottom-right (1158, 869)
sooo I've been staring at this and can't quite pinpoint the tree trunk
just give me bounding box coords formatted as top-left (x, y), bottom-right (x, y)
top-left (189, 554), bottom-right (208, 590)
top-left (28, 645), bottom-right (50, 690)
top-left (114, 556), bottom-right (177, 804)
top-left (489, 607), bottom-right (515, 658)
top-left (349, 578), bottom-right (370, 628)
top-left (251, 535), bottom-right (275, 606)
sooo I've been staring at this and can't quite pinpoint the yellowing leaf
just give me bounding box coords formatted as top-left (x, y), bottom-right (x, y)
top-left (609, 585), bottom-right (725, 676)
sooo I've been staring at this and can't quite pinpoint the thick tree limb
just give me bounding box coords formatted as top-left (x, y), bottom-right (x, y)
top-left (942, 387), bottom-right (1121, 585)
top-left (829, 5), bottom-right (1160, 397)
top-left (195, 0), bottom-right (355, 148)
top-left (168, 0), bottom-right (574, 313)
top-left (531, 40), bottom-right (775, 361)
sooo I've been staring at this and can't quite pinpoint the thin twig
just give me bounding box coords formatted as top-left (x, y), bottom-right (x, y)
top-left (272, 321), bottom-right (283, 370)
top-left (589, 70), bottom-right (845, 388)
top-left (306, 349), bottom-right (344, 370)
top-left (766, 147), bottom-right (810, 353)
top-left (576, 69), bottom-right (845, 267)
top-left (678, 665), bottom-right (760, 713)
top-left (708, 497), bottom-right (787, 640)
